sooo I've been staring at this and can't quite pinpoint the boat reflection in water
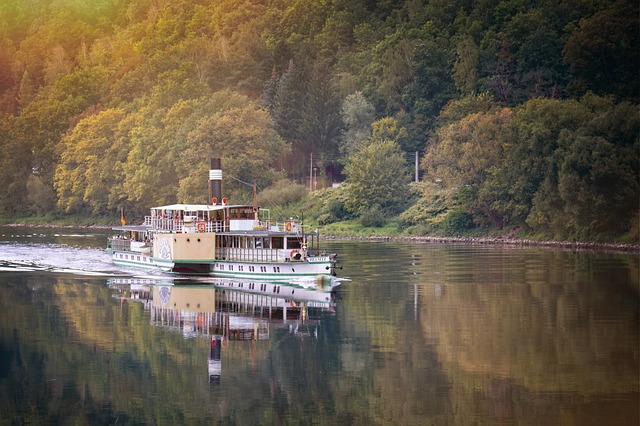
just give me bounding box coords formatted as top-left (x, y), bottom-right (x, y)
top-left (108, 276), bottom-right (342, 384)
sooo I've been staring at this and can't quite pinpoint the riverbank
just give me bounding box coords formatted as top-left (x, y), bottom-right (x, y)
top-left (324, 234), bottom-right (640, 254)
top-left (2, 222), bottom-right (638, 254)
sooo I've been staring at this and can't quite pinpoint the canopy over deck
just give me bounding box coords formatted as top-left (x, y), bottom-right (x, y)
top-left (150, 203), bottom-right (252, 212)
top-left (112, 225), bottom-right (150, 232)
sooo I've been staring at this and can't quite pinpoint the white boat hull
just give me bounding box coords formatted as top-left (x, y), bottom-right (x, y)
top-left (110, 249), bottom-right (335, 281)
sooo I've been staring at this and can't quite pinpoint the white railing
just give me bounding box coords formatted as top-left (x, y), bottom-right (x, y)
top-left (144, 216), bottom-right (183, 231)
top-left (108, 238), bottom-right (131, 251)
top-left (141, 216), bottom-right (313, 235)
top-left (144, 217), bottom-right (226, 232)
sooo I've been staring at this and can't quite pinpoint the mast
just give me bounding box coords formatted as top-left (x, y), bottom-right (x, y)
top-left (253, 180), bottom-right (258, 222)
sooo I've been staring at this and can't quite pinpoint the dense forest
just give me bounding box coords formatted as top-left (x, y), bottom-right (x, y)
top-left (0, 0), bottom-right (637, 241)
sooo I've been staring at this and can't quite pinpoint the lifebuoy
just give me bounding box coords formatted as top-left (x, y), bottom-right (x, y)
top-left (197, 221), bottom-right (206, 232)
top-left (290, 249), bottom-right (299, 259)
top-left (285, 221), bottom-right (292, 232)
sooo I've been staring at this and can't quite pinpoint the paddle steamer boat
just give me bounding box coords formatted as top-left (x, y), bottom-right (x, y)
top-left (107, 159), bottom-right (338, 281)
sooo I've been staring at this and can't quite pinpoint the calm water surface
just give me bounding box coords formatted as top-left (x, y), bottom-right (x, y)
top-left (0, 227), bottom-right (637, 425)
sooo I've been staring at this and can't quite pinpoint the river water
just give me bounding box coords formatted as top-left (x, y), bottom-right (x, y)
top-left (0, 227), bottom-right (637, 425)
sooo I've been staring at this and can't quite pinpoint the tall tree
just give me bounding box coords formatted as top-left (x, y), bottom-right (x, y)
top-left (564, 0), bottom-right (639, 101)
top-left (526, 95), bottom-right (639, 238)
top-left (271, 59), bottom-right (309, 145)
top-left (55, 108), bottom-right (130, 214)
top-left (177, 94), bottom-right (290, 204)
top-left (344, 139), bottom-right (410, 216)
top-left (339, 91), bottom-right (375, 156)
top-left (424, 108), bottom-right (513, 227)
top-left (300, 61), bottom-right (343, 164)
top-left (453, 35), bottom-right (479, 95)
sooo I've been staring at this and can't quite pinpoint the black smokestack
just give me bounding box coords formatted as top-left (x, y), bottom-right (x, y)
top-left (208, 158), bottom-right (222, 204)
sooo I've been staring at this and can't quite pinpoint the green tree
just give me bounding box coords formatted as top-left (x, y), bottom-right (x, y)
top-left (370, 116), bottom-right (408, 143)
top-left (16, 70), bottom-right (35, 109)
top-left (343, 139), bottom-right (410, 216)
top-left (271, 59), bottom-right (308, 145)
top-left (437, 92), bottom-right (499, 126)
top-left (0, 113), bottom-right (28, 215)
top-left (300, 61), bottom-right (343, 163)
top-left (564, 0), bottom-right (639, 101)
top-left (55, 108), bottom-right (130, 214)
top-left (497, 97), bottom-right (589, 226)
top-left (122, 115), bottom-right (176, 209)
top-left (424, 108), bottom-right (513, 227)
top-left (339, 91), bottom-right (375, 156)
top-left (177, 95), bottom-right (289, 204)
top-left (26, 174), bottom-right (56, 215)
top-left (526, 95), bottom-right (639, 238)
top-left (453, 35), bottom-right (479, 95)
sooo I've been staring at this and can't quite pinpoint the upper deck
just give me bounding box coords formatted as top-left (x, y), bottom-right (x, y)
top-left (136, 203), bottom-right (306, 235)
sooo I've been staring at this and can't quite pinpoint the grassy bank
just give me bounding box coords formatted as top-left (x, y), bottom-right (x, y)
top-left (317, 219), bottom-right (640, 253)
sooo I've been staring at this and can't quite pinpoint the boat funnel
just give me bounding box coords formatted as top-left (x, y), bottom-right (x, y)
top-left (209, 158), bottom-right (222, 204)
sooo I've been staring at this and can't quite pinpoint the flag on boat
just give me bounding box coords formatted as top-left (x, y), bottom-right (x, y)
top-left (121, 208), bottom-right (127, 226)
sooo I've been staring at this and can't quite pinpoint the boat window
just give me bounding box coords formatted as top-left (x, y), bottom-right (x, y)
top-left (271, 237), bottom-right (284, 249)
top-left (255, 237), bottom-right (269, 249)
top-left (231, 208), bottom-right (253, 219)
top-left (287, 240), bottom-right (302, 249)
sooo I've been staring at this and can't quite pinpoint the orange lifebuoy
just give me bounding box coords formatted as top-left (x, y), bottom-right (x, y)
top-left (290, 249), bottom-right (299, 259)
top-left (285, 221), bottom-right (292, 232)
top-left (197, 221), bottom-right (206, 232)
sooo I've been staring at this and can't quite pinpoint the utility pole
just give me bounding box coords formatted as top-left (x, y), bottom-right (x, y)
top-left (313, 167), bottom-right (317, 191)
top-left (309, 152), bottom-right (313, 191)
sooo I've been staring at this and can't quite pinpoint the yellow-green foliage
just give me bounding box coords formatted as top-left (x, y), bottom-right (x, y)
top-left (257, 179), bottom-right (308, 207)
top-left (343, 139), bottom-right (411, 216)
top-left (400, 182), bottom-right (459, 229)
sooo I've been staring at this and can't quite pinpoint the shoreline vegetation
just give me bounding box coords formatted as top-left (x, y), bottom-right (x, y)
top-left (2, 221), bottom-right (638, 255)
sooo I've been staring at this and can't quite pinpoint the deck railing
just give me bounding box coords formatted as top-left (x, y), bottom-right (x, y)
top-left (108, 238), bottom-right (131, 251)
top-left (143, 217), bottom-right (227, 232)
top-left (142, 216), bottom-right (305, 234)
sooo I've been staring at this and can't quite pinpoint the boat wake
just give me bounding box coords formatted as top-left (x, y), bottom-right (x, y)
top-left (0, 242), bottom-right (129, 277)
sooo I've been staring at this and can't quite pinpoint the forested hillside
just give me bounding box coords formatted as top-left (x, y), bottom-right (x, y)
top-left (0, 0), bottom-right (637, 241)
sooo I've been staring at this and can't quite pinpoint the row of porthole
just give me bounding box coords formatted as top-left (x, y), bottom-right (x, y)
top-left (224, 281), bottom-right (294, 295)
top-left (118, 253), bottom-right (149, 263)
top-left (173, 238), bottom-right (201, 242)
top-left (215, 264), bottom-right (280, 273)
top-left (175, 303), bottom-right (201, 309)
